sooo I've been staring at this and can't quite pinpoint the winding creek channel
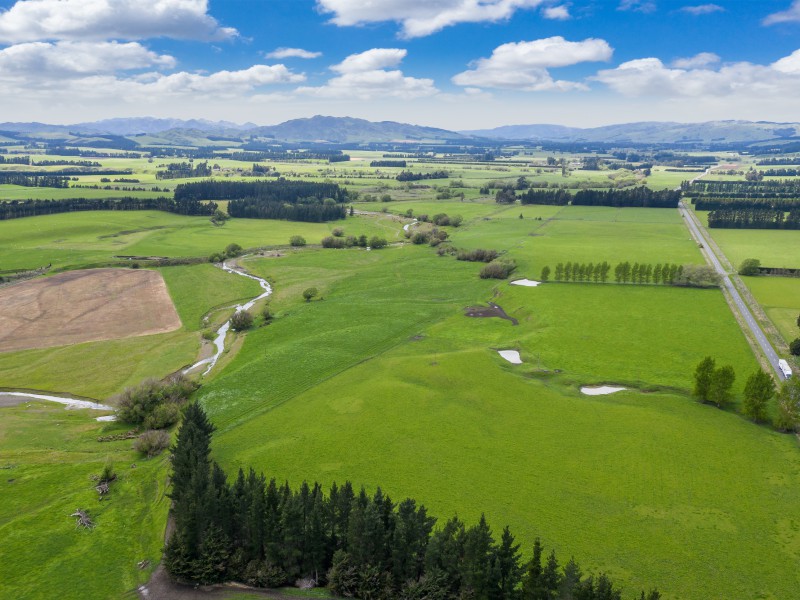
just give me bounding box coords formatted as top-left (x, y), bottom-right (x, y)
top-left (1, 258), bottom-right (272, 420)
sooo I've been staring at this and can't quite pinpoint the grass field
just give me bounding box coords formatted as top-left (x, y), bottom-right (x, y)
top-left (695, 211), bottom-right (800, 268)
top-left (0, 402), bottom-right (170, 600)
top-left (743, 276), bottom-right (800, 344)
top-left (0, 210), bottom-right (404, 271)
top-left (185, 238), bottom-right (799, 600)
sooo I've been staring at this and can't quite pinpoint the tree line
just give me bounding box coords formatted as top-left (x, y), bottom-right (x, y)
top-left (164, 404), bottom-right (661, 599)
top-left (692, 197), bottom-right (800, 211)
top-left (396, 170), bottom-right (449, 182)
top-left (0, 154), bottom-right (30, 164)
top-left (229, 200), bottom-right (347, 223)
top-left (707, 209), bottom-right (800, 230)
top-left (758, 168), bottom-right (800, 177)
top-left (174, 180), bottom-right (350, 204)
top-left (756, 158), bottom-right (800, 166)
top-left (684, 179), bottom-right (800, 198)
top-left (0, 173), bottom-right (69, 187)
top-left (542, 262), bottom-right (719, 288)
top-left (0, 197), bottom-right (217, 220)
top-left (44, 147), bottom-right (143, 158)
top-left (519, 189), bottom-right (571, 205)
top-left (571, 188), bottom-right (679, 208)
top-left (370, 160), bottom-right (407, 167)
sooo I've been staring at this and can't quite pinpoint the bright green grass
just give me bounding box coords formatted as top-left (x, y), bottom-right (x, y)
top-left (193, 245), bottom-right (798, 600)
top-left (644, 167), bottom-right (692, 191)
top-left (0, 331), bottom-right (197, 399)
top-left (696, 211), bottom-right (800, 268)
top-left (0, 184), bottom-right (165, 200)
top-left (742, 276), bottom-right (800, 344)
top-left (159, 263), bottom-right (262, 331)
top-left (0, 403), bottom-right (170, 600)
top-left (0, 210), bottom-right (403, 271)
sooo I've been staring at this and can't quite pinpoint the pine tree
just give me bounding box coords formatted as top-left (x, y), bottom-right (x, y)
top-left (462, 514), bottom-right (495, 599)
top-left (559, 556), bottom-right (582, 599)
top-left (521, 538), bottom-right (543, 600)
top-left (495, 526), bottom-right (522, 600)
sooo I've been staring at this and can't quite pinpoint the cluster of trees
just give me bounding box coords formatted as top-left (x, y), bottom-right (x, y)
top-left (571, 188), bottom-right (680, 208)
top-left (396, 170), bottom-right (449, 182)
top-left (429, 213), bottom-right (463, 227)
top-left (692, 197), bottom-right (800, 211)
top-left (229, 200), bottom-right (347, 222)
top-left (0, 154), bottom-right (30, 164)
top-left (370, 160), bottom-right (407, 167)
top-left (34, 159), bottom-right (102, 167)
top-left (759, 168), bottom-right (800, 177)
top-left (480, 259), bottom-right (516, 279)
top-left (175, 180), bottom-right (349, 203)
top-left (328, 154), bottom-right (351, 163)
top-left (408, 228), bottom-right (449, 247)
top-left (208, 242), bottom-right (243, 263)
top-left (156, 161), bottom-right (212, 180)
top-left (164, 405), bottom-right (658, 597)
top-left (693, 358), bottom-right (736, 408)
top-left (685, 179), bottom-right (800, 198)
top-left (322, 234), bottom-right (387, 249)
top-left (707, 209), bottom-right (800, 230)
top-left (0, 197), bottom-right (216, 221)
top-left (0, 173), bottom-right (69, 187)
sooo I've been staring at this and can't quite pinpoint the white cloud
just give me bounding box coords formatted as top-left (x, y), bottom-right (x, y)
top-left (679, 4), bottom-right (724, 15)
top-left (316, 0), bottom-right (545, 38)
top-left (618, 0), bottom-right (657, 13)
top-left (0, 41), bottom-right (174, 77)
top-left (298, 48), bottom-right (436, 98)
top-left (266, 48), bottom-right (322, 60)
top-left (452, 37), bottom-right (612, 91)
top-left (542, 4), bottom-right (571, 19)
top-left (0, 0), bottom-right (237, 43)
top-left (671, 52), bottom-right (720, 68)
top-left (594, 51), bottom-right (800, 99)
top-left (331, 48), bottom-right (407, 73)
top-left (764, 1), bottom-right (800, 25)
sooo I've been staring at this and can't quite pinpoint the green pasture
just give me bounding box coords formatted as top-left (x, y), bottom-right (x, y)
top-left (190, 243), bottom-right (797, 600)
top-left (0, 210), bottom-right (403, 271)
top-left (0, 184), bottom-right (165, 200)
top-left (0, 403), bottom-right (169, 600)
top-left (743, 276), bottom-right (800, 344)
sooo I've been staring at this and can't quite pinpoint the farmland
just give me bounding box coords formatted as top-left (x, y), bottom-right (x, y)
top-left (0, 145), bottom-right (798, 600)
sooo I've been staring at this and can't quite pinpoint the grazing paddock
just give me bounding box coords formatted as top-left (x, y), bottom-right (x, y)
top-left (0, 268), bottom-right (180, 353)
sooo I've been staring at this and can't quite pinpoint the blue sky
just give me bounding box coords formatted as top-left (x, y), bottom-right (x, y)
top-left (1, 0), bottom-right (800, 128)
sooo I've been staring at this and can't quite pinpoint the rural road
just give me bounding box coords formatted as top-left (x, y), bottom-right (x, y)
top-left (678, 200), bottom-right (786, 380)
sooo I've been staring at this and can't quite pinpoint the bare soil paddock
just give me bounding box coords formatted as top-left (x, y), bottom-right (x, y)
top-left (0, 268), bottom-right (181, 353)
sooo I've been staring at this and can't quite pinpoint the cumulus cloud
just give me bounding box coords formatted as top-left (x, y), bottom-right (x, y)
top-left (594, 51), bottom-right (800, 99)
top-left (542, 5), bottom-right (571, 20)
top-left (764, 1), bottom-right (800, 25)
top-left (671, 52), bottom-right (720, 68)
top-left (618, 0), bottom-right (657, 13)
top-left (297, 48), bottom-right (436, 98)
top-left (679, 4), bottom-right (724, 15)
top-left (0, 41), bottom-right (174, 77)
top-left (331, 48), bottom-right (407, 73)
top-left (0, 0), bottom-right (237, 43)
top-left (316, 0), bottom-right (545, 38)
top-left (265, 48), bottom-right (322, 60)
top-left (452, 37), bottom-right (612, 91)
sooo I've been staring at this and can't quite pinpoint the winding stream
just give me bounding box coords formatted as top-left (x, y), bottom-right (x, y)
top-left (183, 259), bottom-right (272, 376)
top-left (3, 258), bottom-right (271, 419)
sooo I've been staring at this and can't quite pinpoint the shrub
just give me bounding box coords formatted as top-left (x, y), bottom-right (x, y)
top-left (134, 430), bottom-right (171, 457)
top-left (480, 259), bottom-right (517, 279)
top-left (345, 235), bottom-right (357, 247)
top-left (332, 227), bottom-right (345, 237)
top-left (457, 248), bottom-right (499, 263)
top-left (738, 258), bottom-right (761, 276)
top-left (262, 305), bottom-right (273, 322)
top-left (289, 235), bottom-right (306, 247)
top-left (230, 310), bottom-right (254, 331)
top-left (369, 236), bottom-right (388, 249)
top-left (411, 231), bottom-right (429, 245)
top-left (202, 329), bottom-right (215, 341)
top-left (450, 215), bottom-right (463, 227)
top-left (321, 236), bottom-right (346, 249)
top-left (303, 287), bottom-right (319, 302)
top-left (208, 252), bottom-right (224, 263)
top-left (225, 243), bottom-right (243, 258)
top-left (380, 194), bottom-right (392, 202)
top-left (100, 459), bottom-right (116, 483)
top-left (790, 338), bottom-right (800, 356)
top-left (432, 213), bottom-right (450, 226)
top-left (144, 402), bottom-right (180, 430)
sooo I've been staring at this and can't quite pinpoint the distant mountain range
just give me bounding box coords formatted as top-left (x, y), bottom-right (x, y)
top-left (1, 116), bottom-right (800, 145)
top-left (461, 120), bottom-right (800, 144)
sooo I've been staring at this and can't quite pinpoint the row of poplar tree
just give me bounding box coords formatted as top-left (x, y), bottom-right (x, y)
top-left (164, 404), bottom-right (661, 600)
top-left (542, 262), bottom-right (685, 285)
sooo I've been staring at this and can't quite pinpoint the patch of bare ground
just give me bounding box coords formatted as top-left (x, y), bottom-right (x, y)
top-left (0, 268), bottom-right (181, 353)
top-left (464, 302), bottom-right (519, 325)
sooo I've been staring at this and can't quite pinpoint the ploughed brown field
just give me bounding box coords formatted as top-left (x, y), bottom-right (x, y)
top-left (0, 268), bottom-right (181, 353)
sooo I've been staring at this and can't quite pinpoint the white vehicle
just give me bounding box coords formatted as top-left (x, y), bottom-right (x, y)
top-left (778, 359), bottom-right (792, 379)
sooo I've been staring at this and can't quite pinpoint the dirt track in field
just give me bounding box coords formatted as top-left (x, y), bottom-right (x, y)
top-left (0, 268), bottom-right (181, 353)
